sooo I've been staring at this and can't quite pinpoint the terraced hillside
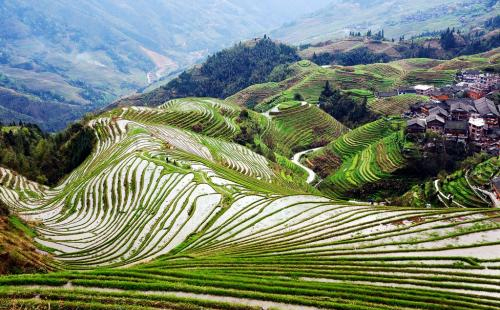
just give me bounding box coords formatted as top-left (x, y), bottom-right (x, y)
top-left (320, 130), bottom-right (407, 199)
top-left (369, 94), bottom-right (428, 116)
top-left (305, 118), bottom-right (408, 198)
top-left (265, 102), bottom-right (348, 156)
top-left (325, 118), bottom-right (402, 160)
top-left (231, 51), bottom-right (499, 112)
top-left (0, 98), bottom-right (499, 309)
top-left (434, 157), bottom-right (500, 208)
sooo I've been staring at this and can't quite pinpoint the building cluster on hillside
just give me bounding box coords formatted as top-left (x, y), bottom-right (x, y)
top-left (403, 71), bottom-right (500, 155)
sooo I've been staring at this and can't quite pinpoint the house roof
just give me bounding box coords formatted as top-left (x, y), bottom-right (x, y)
top-left (450, 101), bottom-right (476, 113)
top-left (414, 85), bottom-right (434, 91)
top-left (407, 118), bottom-right (426, 128)
top-left (463, 70), bottom-right (480, 75)
top-left (445, 120), bottom-right (468, 131)
top-left (426, 114), bottom-right (445, 124)
top-left (469, 117), bottom-right (485, 127)
top-left (429, 106), bottom-right (449, 117)
top-left (377, 91), bottom-right (398, 97)
top-left (474, 97), bottom-right (499, 117)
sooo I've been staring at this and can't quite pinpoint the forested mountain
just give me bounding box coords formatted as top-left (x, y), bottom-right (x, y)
top-left (272, 0), bottom-right (499, 44)
top-left (0, 0), bottom-right (329, 130)
top-left (115, 38), bottom-right (300, 107)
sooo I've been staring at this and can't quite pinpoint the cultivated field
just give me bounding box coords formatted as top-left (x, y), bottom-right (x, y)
top-left (0, 98), bottom-right (499, 309)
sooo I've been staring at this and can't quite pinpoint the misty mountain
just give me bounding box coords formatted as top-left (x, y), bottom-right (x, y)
top-left (0, 0), bottom-right (329, 130)
top-left (272, 0), bottom-right (500, 44)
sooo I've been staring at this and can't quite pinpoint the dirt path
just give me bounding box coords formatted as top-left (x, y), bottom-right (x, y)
top-left (291, 147), bottom-right (323, 184)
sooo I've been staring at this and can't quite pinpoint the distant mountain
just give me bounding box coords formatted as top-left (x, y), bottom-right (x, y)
top-left (0, 0), bottom-right (329, 130)
top-left (272, 0), bottom-right (500, 44)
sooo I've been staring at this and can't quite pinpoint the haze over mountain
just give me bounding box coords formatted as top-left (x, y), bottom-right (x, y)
top-left (0, 0), bottom-right (330, 130)
top-left (272, 0), bottom-right (500, 44)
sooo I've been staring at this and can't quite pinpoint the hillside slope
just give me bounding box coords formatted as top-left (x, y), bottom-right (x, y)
top-left (0, 97), bottom-right (499, 309)
top-left (229, 50), bottom-right (499, 112)
top-left (272, 0), bottom-right (500, 44)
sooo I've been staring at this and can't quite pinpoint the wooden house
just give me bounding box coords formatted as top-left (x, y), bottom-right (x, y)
top-left (406, 118), bottom-right (426, 133)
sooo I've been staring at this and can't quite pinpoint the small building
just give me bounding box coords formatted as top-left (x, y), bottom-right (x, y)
top-left (406, 118), bottom-right (426, 133)
top-left (428, 106), bottom-right (449, 120)
top-left (376, 90), bottom-right (398, 98)
top-left (421, 103), bottom-right (437, 115)
top-left (474, 97), bottom-right (499, 128)
top-left (398, 88), bottom-right (417, 95)
top-left (468, 116), bottom-right (486, 141)
top-left (444, 120), bottom-right (468, 140)
top-left (449, 100), bottom-right (476, 121)
top-left (430, 88), bottom-right (452, 102)
top-left (410, 102), bottom-right (424, 114)
top-left (460, 70), bottom-right (481, 83)
top-left (414, 85), bottom-right (434, 96)
top-left (493, 177), bottom-right (500, 200)
top-left (468, 85), bottom-right (487, 100)
top-left (468, 74), bottom-right (500, 99)
top-left (426, 114), bottom-right (446, 132)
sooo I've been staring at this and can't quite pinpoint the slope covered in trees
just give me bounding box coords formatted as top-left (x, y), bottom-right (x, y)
top-left (0, 122), bottom-right (95, 185)
top-left (116, 38), bottom-right (300, 107)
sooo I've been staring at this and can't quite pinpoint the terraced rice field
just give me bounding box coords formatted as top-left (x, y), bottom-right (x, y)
top-left (267, 103), bottom-right (348, 155)
top-left (402, 69), bottom-right (456, 87)
top-left (0, 98), bottom-right (499, 309)
top-left (2, 202), bottom-right (500, 309)
top-left (120, 98), bottom-right (240, 140)
top-left (321, 131), bottom-right (407, 198)
top-left (370, 94), bottom-right (428, 116)
top-left (326, 118), bottom-right (402, 160)
top-left (435, 157), bottom-right (500, 208)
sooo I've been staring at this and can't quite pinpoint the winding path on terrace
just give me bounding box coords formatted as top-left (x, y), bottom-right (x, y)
top-left (291, 147), bottom-right (323, 184)
top-left (1, 98), bottom-right (500, 309)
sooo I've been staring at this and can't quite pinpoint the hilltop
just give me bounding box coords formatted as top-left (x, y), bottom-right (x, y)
top-left (114, 38), bottom-right (301, 108)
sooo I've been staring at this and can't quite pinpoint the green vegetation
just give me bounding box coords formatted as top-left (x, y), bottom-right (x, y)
top-left (318, 81), bottom-right (376, 128)
top-left (266, 103), bottom-right (348, 156)
top-left (370, 94), bottom-right (428, 116)
top-left (401, 156), bottom-right (500, 208)
top-left (0, 201), bottom-right (53, 274)
top-left (0, 93), bottom-right (499, 309)
top-left (277, 100), bottom-right (301, 110)
top-left (0, 122), bottom-right (95, 185)
top-left (318, 121), bottom-right (407, 199)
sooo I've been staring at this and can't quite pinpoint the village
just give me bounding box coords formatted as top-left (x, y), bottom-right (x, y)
top-left (401, 70), bottom-right (500, 155)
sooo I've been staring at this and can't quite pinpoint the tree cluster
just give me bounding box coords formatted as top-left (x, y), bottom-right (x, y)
top-left (440, 28), bottom-right (457, 50)
top-left (318, 82), bottom-right (376, 128)
top-left (157, 37), bottom-right (300, 105)
top-left (0, 122), bottom-right (95, 186)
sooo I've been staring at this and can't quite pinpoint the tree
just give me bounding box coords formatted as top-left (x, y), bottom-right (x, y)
top-left (440, 28), bottom-right (456, 50)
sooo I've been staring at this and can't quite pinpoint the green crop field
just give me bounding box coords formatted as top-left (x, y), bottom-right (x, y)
top-left (266, 103), bottom-right (348, 156)
top-left (435, 157), bottom-right (500, 208)
top-left (0, 97), bottom-right (499, 309)
top-left (320, 130), bottom-right (407, 198)
top-left (370, 94), bottom-right (428, 116)
top-left (229, 51), bottom-right (498, 111)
